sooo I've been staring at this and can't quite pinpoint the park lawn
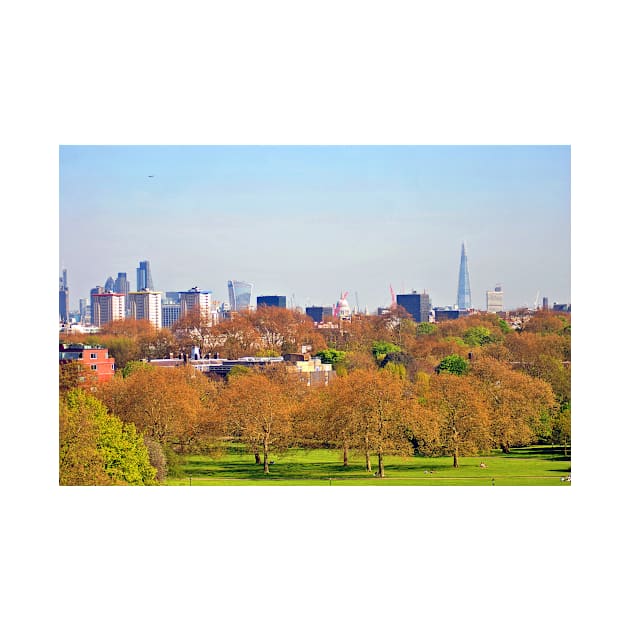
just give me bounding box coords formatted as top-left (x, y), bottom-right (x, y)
top-left (166, 444), bottom-right (571, 486)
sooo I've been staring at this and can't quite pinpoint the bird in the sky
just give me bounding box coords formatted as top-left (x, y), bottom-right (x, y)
top-left (148, 175), bottom-right (154, 178)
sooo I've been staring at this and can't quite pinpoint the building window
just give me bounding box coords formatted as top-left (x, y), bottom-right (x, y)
top-left (90, 365), bottom-right (97, 370)
top-left (90, 353), bottom-right (97, 359)
top-left (111, 365), bottom-right (115, 370)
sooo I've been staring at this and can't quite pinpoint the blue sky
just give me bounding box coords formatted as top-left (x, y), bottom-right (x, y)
top-left (59, 145), bottom-right (570, 311)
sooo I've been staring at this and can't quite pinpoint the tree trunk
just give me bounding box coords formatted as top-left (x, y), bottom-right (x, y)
top-left (253, 447), bottom-right (261, 465)
top-left (343, 443), bottom-right (349, 467)
top-left (377, 452), bottom-right (385, 478)
top-left (365, 451), bottom-right (372, 472)
top-left (453, 443), bottom-right (459, 468)
top-left (263, 435), bottom-right (270, 474)
top-left (501, 442), bottom-right (511, 454)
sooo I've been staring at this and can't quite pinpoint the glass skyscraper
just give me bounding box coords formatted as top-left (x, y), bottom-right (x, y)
top-left (227, 280), bottom-right (253, 312)
top-left (136, 260), bottom-right (154, 291)
top-left (456, 242), bottom-right (472, 310)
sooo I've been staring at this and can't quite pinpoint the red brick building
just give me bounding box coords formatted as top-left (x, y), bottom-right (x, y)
top-left (59, 344), bottom-right (116, 383)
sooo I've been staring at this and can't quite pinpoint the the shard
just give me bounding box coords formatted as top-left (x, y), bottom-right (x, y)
top-left (456, 242), bottom-right (472, 310)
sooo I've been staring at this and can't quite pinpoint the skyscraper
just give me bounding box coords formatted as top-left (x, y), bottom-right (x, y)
top-left (136, 260), bottom-right (154, 291)
top-left (456, 242), bottom-right (472, 310)
top-left (59, 269), bottom-right (69, 322)
top-left (257, 295), bottom-right (287, 309)
top-left (227, 280), bottom-right (253, 312)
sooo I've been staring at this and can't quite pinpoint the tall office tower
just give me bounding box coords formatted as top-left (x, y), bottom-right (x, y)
top-left (136, 260), bottom-right (154, 291)
top-left (128, 289), bottom-right (162, 328)
top-left (179, 287), bottom-right (213, 322)
top-left (486, 284), bottom-right (503, 313)
top-left (91, 293), bottom-right (125, 327)
top-left (542, 296), bottom-right (549, 310)
top-left (104, 276), bottom-right (115, 292)
top-left (257, 295), bottom-right (287, 309)
top-left (59, 268), bottom-right (69, 322)
top-left (227, 280), bottom-right (253, 311)
top-left (114, 272), bottom-right (130, 296)
top-left (396, 290), bottom-right (431, 323)
top-left (456, 242), bottom-right (472, 310)
top-left (90, 285), bottom-right (104, 323)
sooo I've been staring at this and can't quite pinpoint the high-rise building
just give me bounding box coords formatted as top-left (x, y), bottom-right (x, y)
top-left (257, 295), bottom-right (287, 309)
top-left (486, 284), bottom-right (503, 313)
top-left (79, 298), bottom-right (89, 323)
top-left (128, 289), bottom-right (162, 328)
top-left (542, 297), bottom-right (549, 310)
top-left (227, 280), bottom-right (253, 312)
top-left (397, 291), bottom-right (431, 323)
top-left (161, 303), bottom-right (181, 328)
top-left (59, 269), bottom-right (69, 323)
top-left (456, 242), bottom-right (472, 310)
top-left (136, 260), bottom-right (154, 291)
top-left (114, 272), bottom-right (130, 296)
top-left (91, 293), bottom-right (125, 327)
top-left (180, 287), bottom-right (213, 322)
top-left (104, 276), bottom-right (115, 292)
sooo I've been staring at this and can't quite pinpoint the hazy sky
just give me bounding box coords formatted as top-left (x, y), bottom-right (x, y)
top-left (59, 145), bottom-right (570, 312)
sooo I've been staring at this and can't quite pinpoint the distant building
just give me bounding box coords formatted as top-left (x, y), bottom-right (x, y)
top-left (486, 284), bottom-right (503, 313)
top-left (59, 343), bottom-right (115, 383)
top-left (180, 287), bottom-right (213, 322)
top-left (128, 289), bottom-right (162, 328)
top-left (456, 242), bottom-right (472, 309)
top-left (104, 276), bottom-right (115, 292)
top-left (59, 269), bottom-right (69, 323)
top-left (228, 280), bottom-right (253, 312)
top-left (542, 297), bottom-right (549, 310)
top-left (79, 298), bottom-right (89, 323)
top-left (91, 293), bottom-right (125, 327)
top-left (433, 307), bottom-right (463, 322)
top-left (161, 303), bottom-right (181, 328)
top-left (164, 291), bottom-right (180, 303)
top-left (136, 260), bottom-right (154, 291)
top-left (305, 306), bottom-right (333, 323)
top-left (396, 291), bottom-right (431, 323)
top-left (552, 303), bottom-right (571, 312)
top-left (257, 295), bottom-right (287, 309)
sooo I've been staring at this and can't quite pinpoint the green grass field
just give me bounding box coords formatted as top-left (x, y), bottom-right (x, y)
top-left (166, 443), bottom-right (571, 486)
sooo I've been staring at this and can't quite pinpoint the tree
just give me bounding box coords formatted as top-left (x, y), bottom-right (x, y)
top-left (97, 365), bottom-right (221, 451)
top-left (372, 341), bottom-right (402, 363)
top-left (471, 357), bottom-right (557, 453)
top-left (436, 354), bottom-right (470, 375)
top-left (60, 389), bottom-right (156, 485)
top-left (323, 369), bottom-right (434, 477)
top-left (427, 374), bottom-right (491, 467)
top-left (463, 326), bottom-right (495, 347)
top-left (315, 348), bottom-right (347, 368)
top-left (219, 372), bottom-right (297, 473)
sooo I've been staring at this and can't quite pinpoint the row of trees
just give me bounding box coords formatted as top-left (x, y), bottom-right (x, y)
top-left (60, 309), bottom-right (570, 482)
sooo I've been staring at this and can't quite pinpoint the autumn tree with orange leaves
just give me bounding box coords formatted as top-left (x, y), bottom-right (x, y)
top-left (219, 371), bottom-right (297, 473)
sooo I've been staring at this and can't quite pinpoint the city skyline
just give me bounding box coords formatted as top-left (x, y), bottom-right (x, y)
top-left (59, 146), bottom-right (571, 311)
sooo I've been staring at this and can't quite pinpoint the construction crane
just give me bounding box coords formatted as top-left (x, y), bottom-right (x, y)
top-left (533, 290), bottom-right (540, 310)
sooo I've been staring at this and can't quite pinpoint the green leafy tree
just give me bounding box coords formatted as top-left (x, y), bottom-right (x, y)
top-left (463, 326), bottom-right (495, 347)
top-left (417, 322), bottom-right (437, 336)
top-left (60, 389), bottom-right (157, 485)
top-left (436, 354), bottom-right (470, 375)
top-left (315, 348), bottom-right (347, 368)
top-left (372, 341), bottom-right (402, 363)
